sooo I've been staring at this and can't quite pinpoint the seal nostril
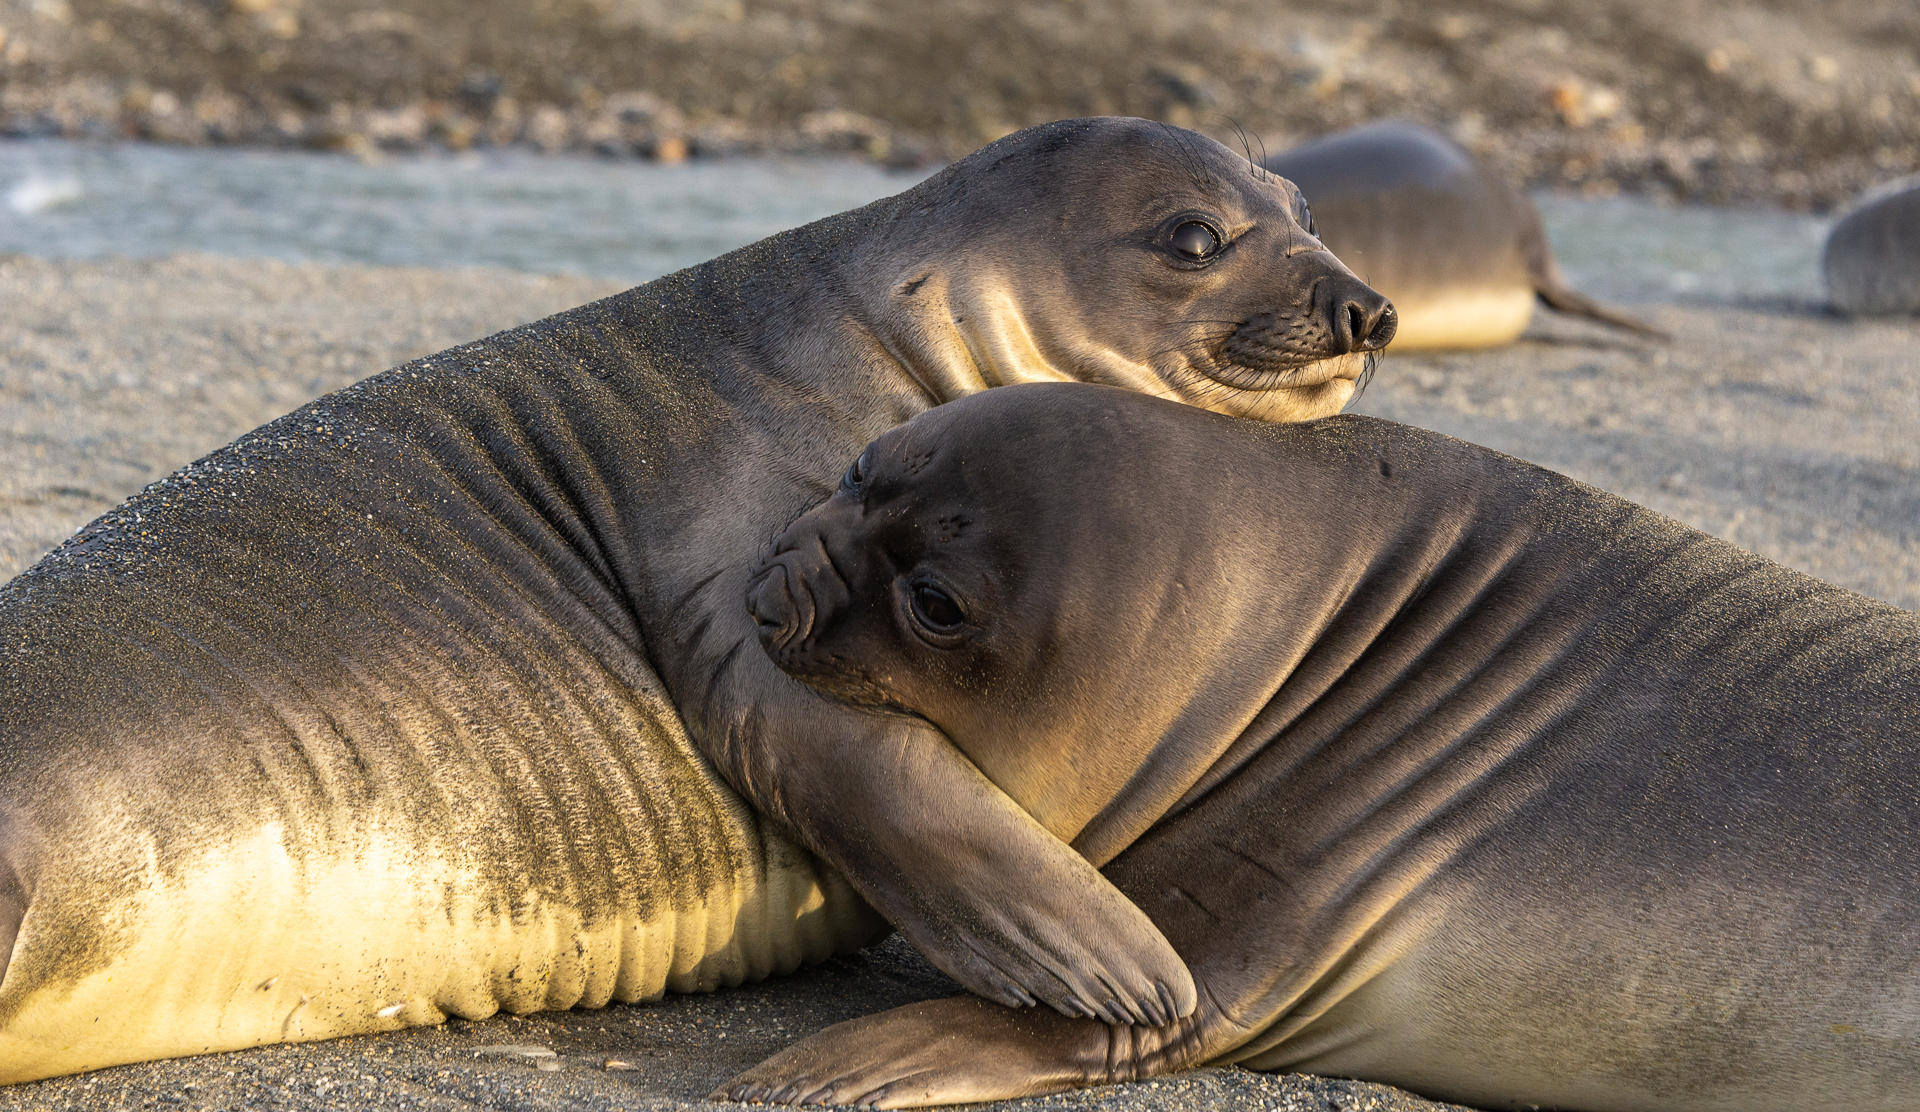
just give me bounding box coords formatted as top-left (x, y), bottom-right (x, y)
top-left (1363, 303), bottom-right (1398, 351)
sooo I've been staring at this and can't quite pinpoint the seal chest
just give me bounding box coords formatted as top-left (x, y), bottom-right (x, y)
top-left (0, 771), bottom-right (865, 1082)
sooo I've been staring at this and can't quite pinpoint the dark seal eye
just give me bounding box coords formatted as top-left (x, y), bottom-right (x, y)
top-left (1293, 194), bottom-right (1317, 237)
top-left (909, 583), bottom-right (965, 633)
top-left (841, 447), bottom-right (873, 493)
top-left (1168, 220), bottom-right (1223, 261)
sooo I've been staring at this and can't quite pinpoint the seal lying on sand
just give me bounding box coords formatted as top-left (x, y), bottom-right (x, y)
top-left (727, 382), bottom-right (1920, 1111)
top-left (1824, 175), bottom-right (1920, 316)
top-left (0, 118), bottom-right (1395, 1082)
top-left (1266, 122), bottom-right (1661, 348)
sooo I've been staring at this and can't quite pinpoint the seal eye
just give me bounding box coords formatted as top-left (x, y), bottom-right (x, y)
top-left (1168, 220), bottom-right (1223, 261)
top-left (909, 583), bottom-right (965, 633)
top-left (1294, 195), bottom-right (1317, 237)
top-left (841, 447), bottom-right (873, 494)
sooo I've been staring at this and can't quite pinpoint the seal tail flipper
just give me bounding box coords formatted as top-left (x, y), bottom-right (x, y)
top-left (1518, 205), bottom-right (1671, 340)
top-left (1534, 274), bottom-right (1671, 339)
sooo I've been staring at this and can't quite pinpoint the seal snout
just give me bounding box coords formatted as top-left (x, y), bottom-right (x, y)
top-left (1214, 272), bottom-right (1397, 385)
top-left (1321, 274), bottom-right (1397, 354)
top-left (748, 512), bottom-right (858, 670)
top-left (747, 561), bottom-right (808, 655)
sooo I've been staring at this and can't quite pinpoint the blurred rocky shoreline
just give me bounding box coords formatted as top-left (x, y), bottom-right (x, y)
top-left (2, 0), bottom-right (1916, 208)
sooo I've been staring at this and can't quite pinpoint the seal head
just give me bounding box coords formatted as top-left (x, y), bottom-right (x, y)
top-left (748, 387), bottom-right (1294, 848)
top-left (861, 117), bottom-right (1397, 419)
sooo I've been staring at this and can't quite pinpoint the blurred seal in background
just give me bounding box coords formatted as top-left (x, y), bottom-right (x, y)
top-left (1824, 175), bottom-right (1920, 316)
top-left (1266, 121), bottom-right (1663, 349)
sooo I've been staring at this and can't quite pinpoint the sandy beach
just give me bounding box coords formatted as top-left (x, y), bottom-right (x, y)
top-left (0, 247), bottom-right (1914, 1109)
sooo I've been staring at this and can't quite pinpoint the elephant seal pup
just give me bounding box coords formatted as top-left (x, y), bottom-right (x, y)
top-left (0, 118), bottom-right (1396, 1081)
top-left (1824, 175), bottom-right (1920, 315)
top-left (727, 382), bottom-right (1920, 1111)
top-left (1266, 121), bottom-right (1662, 348)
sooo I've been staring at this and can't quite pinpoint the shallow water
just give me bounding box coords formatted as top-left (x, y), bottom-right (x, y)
top-left (0, 141), bottom-right (917, 282)
top-left (0, 139), bottom-right (1829, 301)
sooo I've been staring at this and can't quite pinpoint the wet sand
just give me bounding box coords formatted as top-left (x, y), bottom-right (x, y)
top-left (0, 251), bottom-right (1914, 1110)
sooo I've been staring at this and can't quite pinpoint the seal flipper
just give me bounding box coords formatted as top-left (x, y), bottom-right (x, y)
top-left (721, 700), bottom-right (1196, 1027)
top-left (1517, 206), bottom-right (1670, 340)
top-left (712, 994), bottom-right (1224, 1108)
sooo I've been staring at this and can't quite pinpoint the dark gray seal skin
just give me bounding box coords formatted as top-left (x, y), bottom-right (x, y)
top-left (0, 118), bottom-right (1397, 1080)
top-left (1824, 175), bottom-right (1920, 315)
top-left (1265, 121), bottom-right (1662, 348)
top-left (726, 382), bottom-right (1920, 1111)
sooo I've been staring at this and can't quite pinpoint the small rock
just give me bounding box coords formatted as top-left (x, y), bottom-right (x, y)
top-left (259, 10), bottom-right (299, 39)
top-left (524, 105), bottom-right (571, 152)
top-left (459, 74), bottom-right (506, 115)
top-left (603, 1058), bottom-right (638, 1071)
top-left (650, 134), bottom-right (689, 164)
top-left (364, 105), bottom-right (427, 149)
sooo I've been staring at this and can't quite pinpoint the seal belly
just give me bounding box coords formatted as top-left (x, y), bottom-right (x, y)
top-left (0, 811), bottom-right (861, 1083)
top-left (0, 407), bottom-right (878, 1083)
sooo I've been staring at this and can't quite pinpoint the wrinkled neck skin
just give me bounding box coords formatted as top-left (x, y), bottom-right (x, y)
top-left (852, 238), bottom-right (1362, 421)
top-left (869, 268), bottom-right (1175, 404)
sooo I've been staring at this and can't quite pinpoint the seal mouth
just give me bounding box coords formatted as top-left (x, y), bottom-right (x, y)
top-left (1203, 349), bottom-right (1370, 392)
top-left (1185, 278), bottom-right (1397, 394)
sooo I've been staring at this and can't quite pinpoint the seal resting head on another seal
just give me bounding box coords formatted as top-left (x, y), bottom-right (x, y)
top-left (730, 382), bottom-right (1920, 1110)
top-left (0, 118), bottom-right (1395, 1081)
top-left (1265, 121), bottom-right (1663, 348)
